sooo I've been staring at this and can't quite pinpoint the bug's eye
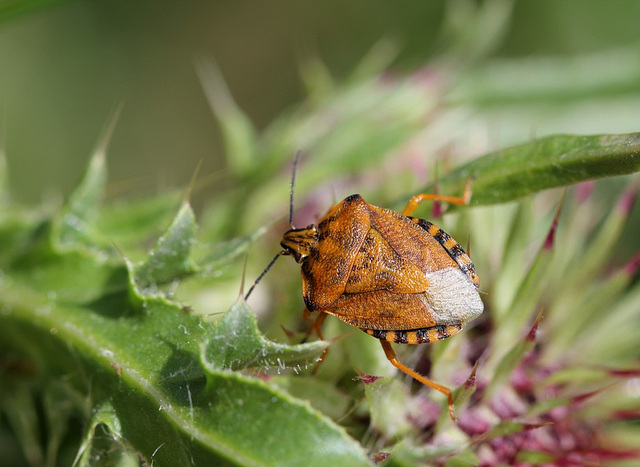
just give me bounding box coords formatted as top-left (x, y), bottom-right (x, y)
top-left (282, 247), bottom-right (303, 263)
top-left (280, 241), bottom-right (308, 263)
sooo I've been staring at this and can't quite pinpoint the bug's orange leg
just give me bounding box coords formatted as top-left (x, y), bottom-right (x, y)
top-left (302, 307), bottom-right (313, 325)
top-left (380, 340), bottom-right (456, 421)
top-left (402, 178), bottom-right (473, 216)
top-left (301, 312), bottom-right (329, 374)
top-left (302, 311), bottom-right (327, 342)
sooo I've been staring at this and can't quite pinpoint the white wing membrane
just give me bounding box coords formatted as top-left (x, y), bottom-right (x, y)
top-left (421, 268), bottom-right (484, 325)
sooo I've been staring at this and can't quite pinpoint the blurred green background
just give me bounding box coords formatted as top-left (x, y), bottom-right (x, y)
top-left (1, 0), bottom-right (640, 204)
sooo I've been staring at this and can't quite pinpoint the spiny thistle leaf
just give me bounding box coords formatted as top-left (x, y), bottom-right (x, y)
top-left (128, 201), bottom-right (197, 299)
top-left (201, 299), bottom-right (328, 372)
top-left (197, 371), bottom-right (371, 467)
top-left (55, 151), bottom-right (107, 248)
top-left (54, 105), bottom-right (120, 250)
top-left (0, 158), bottom-right (372, 466)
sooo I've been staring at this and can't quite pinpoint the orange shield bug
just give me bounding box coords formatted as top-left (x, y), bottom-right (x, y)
top-left (246, 152), bottom-right (484, 420)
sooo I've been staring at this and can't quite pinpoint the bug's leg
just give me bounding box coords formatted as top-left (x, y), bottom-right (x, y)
top-left (402, 178), bottom-right (472, 216)
top-left (380, 340), bottom-right (456, 421)
top-left (302, 307), bottom-right (313, 326)
top-left (300, 312), bottom-right (330, 374)
top-left (302, 311), bottom-right (327, 342)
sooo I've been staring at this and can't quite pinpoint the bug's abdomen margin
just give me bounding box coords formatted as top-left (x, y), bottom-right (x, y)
top-left (364, 324), bottom-right (463, 344)
top-left (413, 218), bottom-right (479, 288)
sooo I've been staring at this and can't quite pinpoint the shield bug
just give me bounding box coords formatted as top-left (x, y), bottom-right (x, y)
top-left (246, 153), bottom-right (484, 420)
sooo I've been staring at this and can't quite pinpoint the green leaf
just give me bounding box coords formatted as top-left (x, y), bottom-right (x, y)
top-left (383, 440), bottom-right (460, 467)
top-left (0, 271), bottom-right (370, 466)
top-left (128, 202), bottom-right (197, 299)
top-left (97, 192), bottom-right (182, 254)
top-left (54, 105), bottom-right (121, 250)
top-left (579, 280), bottom-right (640, 365)
top-left (490, 201), bottom-right (536, 319)
top-left (202, 299), bottom-right (328, 372)
top-left (74, 402), bottom-right (141, 467)
top-left (42, 381), bottom-right (88, 466)
top-left (347, 39), bottom-right (399, 84)
top-left (551, 260), bottom-right (636, 355)
top-left (2, 382), bottom-right (44, 466)
top-left (486, 310), bottom-right (543, 398)
top-left (437, 132), bottom-right (640, 206)
top-left (484, 202), bottom-right (559, 376)
top-left (443, 450), bottom-right (482, 467)
top-left (200, 371), bottom-right (371, 467)
top-left (197, 59), bottom-right (258, 180)
top-left (1, 154), bottom-right (367, 465)
top-left (363, 377), bottom-right (413, 440)
top-left (452, 363), bottom-right (478, 411)
top-left (54, 150), bottom-right (107, 249)
top-left (197, 225), bottom-right (268, 270)
top-left (269, 375), bottom-right (352, 421)
top-left (549, 184), bottom-right (636, 315)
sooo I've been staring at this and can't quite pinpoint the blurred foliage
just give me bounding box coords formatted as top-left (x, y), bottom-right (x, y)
top-left (1, 0), bottom-right (640, 203)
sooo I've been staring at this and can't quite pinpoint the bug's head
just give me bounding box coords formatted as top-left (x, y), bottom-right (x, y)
top-left (280, 225), bottom-right (319, 263)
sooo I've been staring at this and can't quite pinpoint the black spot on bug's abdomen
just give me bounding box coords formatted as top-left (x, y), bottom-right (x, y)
top-left (413, 218), bottom-right (480, 288)
top-left (363, 324), bottom-right (463, 344)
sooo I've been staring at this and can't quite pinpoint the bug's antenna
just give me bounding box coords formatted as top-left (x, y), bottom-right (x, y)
top-left (244, 252), bottom-right (284, 300)
top-left (245, 151), bottom-right (302, 301)
top-left (289, 150), bottom-right (302, 229)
